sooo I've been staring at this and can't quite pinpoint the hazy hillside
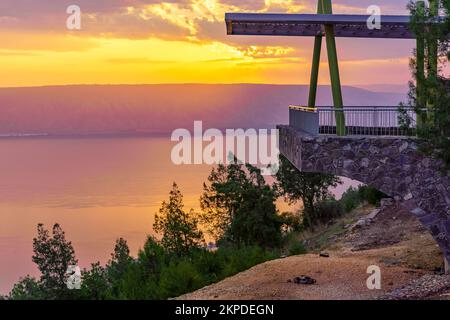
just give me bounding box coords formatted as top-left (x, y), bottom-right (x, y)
top-left (0, 84), bottom-right (406, 135)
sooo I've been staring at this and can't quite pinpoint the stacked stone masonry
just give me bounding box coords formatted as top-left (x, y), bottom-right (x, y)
top-left (278, 125), bottom-right (450, 267)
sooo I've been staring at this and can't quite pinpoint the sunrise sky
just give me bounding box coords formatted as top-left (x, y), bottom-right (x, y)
top-left (0, 0), bottom-right (416, 87)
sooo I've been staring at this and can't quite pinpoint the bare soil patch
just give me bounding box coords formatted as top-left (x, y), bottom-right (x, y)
top-left (178, 202), bottom-right (447, 300)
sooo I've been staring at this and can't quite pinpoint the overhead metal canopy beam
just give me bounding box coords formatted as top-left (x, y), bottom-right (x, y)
top-left (225, 13), bottom-right (447, 39)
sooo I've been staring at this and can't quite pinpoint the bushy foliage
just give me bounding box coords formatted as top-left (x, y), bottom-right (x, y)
top-left (8, 276), bottom-right (46, 300)
top-left (154, 183), bottom-right (204, 255)
top-left (200, 160), bottom-right (282, 248)
top-left (340, 185), bottom-right (387, 213)
top-left (103, 245), bottom-right (277, 300)
top-left (106, 237), bottom-right (133, 297)
top-left (10, 159), bottom-right (362, 300)
top-left (279, 211), bottom-right (302, 233)
top-left (9, 223), bottom-right (278, 300)
top-left (219, 245), bottom-right (278, 278)
top-left (399, 1), bottom-right (450, 167)
top-left (31, 223), bottom-right (78, 299)
top-left (284, 232), bottom-right (307, 256)
top-left (340, 186), bottom-right (361, 213)
top-left (275, 154), bottom-right (342, 229)
top-left (358, 186), bottom-right (387, 206)
top-left (78, 262), bottom-right (110, 300)
top-left (159, 260), bottom-right (205, 298)
top-left (313, 197), bottom-right (343, 224)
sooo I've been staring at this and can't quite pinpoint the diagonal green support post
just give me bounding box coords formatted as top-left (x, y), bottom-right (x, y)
top-left (307, 0), bottom-right (324, 107)
top-left (416, 1), bottom-right (427, 126)
top-left (427, 0), bottom-right (439, 124)
top-left (428, 0), bottom-right (439, 81)
top-left (306, 0), bottom-right (345, 135)
top-left (416, 1), bottom-right (425, 107)
top-left (322, 0), bottom-right (346, 136)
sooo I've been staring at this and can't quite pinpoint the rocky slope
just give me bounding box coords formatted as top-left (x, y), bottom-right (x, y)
top-left (178, 201), bottom-right (450, 300)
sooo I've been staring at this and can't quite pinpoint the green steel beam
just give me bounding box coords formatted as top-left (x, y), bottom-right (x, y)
top-left (322, 0), bottom-right (346, 136)
top-left (416, 1), bottom-right (426, 122)
top-left (307, 0), bottom-right (323, 107)
top-left (427, 0), bottom-right (438, 124)
top-left (428, 0), bottom-right (439, 80)
top-left (426, 0), bottom-right (439, 125)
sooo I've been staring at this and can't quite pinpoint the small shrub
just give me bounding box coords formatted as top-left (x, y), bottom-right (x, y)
top-left (159, 260), bottom-right (206, 299)
top-left (339, 185), bottom-right (388, 212)
top-left (279, 211), bottom-right (302, 232)
top-left (216, 245), bottom-right (277, 278)
top-left (358, 186), bottom-right (387, 206)
top-left (282, 232), bottom-right (307, 256)
top-left (8, 276), bottom-right (46, 300)
top-left (314, 197), bottom-right (343, 224)
top-left (189, 249), bottom-right (222, 284)
top-left (288, 240), bottom-right (307, 256)
top-left (340, 186), bottom-right (361, 213)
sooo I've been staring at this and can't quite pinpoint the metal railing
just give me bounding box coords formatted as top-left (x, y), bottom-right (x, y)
top-left (289, 105), bottom-right (417, 136)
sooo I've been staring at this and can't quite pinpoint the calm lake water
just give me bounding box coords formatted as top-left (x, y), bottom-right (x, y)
top-left (0, 136), bottom-right (356, 294)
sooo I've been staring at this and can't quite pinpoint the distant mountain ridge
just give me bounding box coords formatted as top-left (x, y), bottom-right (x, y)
top-left (0, 84), bottom-right (406, 135)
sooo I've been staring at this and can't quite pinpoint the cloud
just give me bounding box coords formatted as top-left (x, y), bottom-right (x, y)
top-left (0, 50), bottom-right (40, 56)
top-left (240, 45), bottom-right (295, 58)
top-left (0, 32), bottom-right (99, 52)
top-left (333, 0), bottom-right (409, 14)
top-left (106, 57), bottom-right (174, 64)
top-left (0, 0), bottom-right (414, 62)
top-left (0, 0), bottom-right (412, 41)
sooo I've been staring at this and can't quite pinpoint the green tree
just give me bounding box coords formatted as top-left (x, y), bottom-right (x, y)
top-left (32, 223), bottom-right (77, 299)
top-left (8, 276), bottom-right (46, 300)
top-left (400, 0), bottom-right (450, 167)
top-left (79, 262), bottom-right (110, 300)
top-left (275, 155), bottom-right (342, 229)
top-left (158, 260), bottom-right (205, 299)
top-left (133, 236), bottom-right (168, 299)
top-left (108, 238), bottom-right (132, 279)
top-left (137, 236), bottom-right (167, 279)
top-left (107, 237), bottom-right (133, 297)
top-left (200, 161), bottom-right (282, 248)
top-left (153, 183), bottom-right (204, 255)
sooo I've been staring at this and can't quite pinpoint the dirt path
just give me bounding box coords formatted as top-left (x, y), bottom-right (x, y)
top-left (178, 248), bottom-right (428, 300)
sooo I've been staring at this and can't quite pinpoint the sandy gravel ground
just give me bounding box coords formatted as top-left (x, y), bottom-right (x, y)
top-left (178, 204), bottom-right (446, 300)
top-left (177, 248), bottom-right (428, 300)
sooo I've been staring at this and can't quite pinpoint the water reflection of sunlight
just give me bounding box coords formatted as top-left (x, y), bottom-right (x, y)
top-left (0, 136), bottom-right (360, 294)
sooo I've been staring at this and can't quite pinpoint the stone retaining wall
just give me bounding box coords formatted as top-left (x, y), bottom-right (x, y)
top-left (278, 125), bottom-right (450, 268)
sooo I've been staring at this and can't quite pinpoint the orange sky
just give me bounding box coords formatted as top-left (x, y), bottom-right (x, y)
top-left (0, 0), bottom-right (416, 87)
